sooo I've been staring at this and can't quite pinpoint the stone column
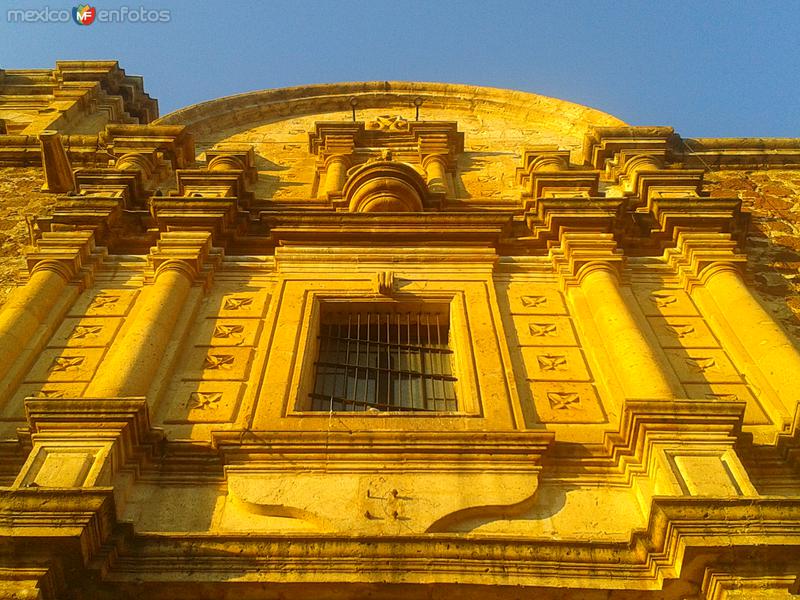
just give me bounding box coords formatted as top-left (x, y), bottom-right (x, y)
top-left (422, 154), bottom-right (451, 195)
top-left (695, 264), bottom-right (800, 417)
top-left (0, 231), bottom-right (97, 388)
top-left (555, 232), bottom-right (679, 400)
top-left (578, 266), bottom-right (677, 400)
top-left (323, 154), bottom-right (349, 198)
top-left (84, 232), bottom-right (219, 398)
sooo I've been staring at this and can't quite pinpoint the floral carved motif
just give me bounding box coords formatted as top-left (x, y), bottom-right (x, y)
top-left (204, 354), bottom-right (235, 370)
top-left (224, 297), bottom-right (253, 311)
top-left (529, 322), bottom-right (557, 337)
top-left (51, 356), bottom-right (84, 372)
top-left (520, 295), bottom-right (547, 308)
top-left (537, 354), bottom-right (567, 371)
top-left (547, 391), bottom-right (581, 410)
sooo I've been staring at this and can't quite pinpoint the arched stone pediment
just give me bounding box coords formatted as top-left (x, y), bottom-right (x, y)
top-left (343, 161), bottom-right (428, 213)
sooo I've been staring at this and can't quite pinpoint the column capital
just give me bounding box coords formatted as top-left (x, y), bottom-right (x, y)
top-left (420, 152), bottom-right (449, 169)
top-left (24, 230), bottom-right (104, 287)
top-left (550, 231), bottom-right (624, 289)
top-left (145, 231), bottom-right (223, 288)
top-left (664, 230), bottom-right (746, 292)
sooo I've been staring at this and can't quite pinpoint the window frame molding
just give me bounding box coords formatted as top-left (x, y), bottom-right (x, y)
top-left (289, 289), bottom-right (481, 416)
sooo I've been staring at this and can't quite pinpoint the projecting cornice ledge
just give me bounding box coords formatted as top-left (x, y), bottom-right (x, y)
top-left (680, 137), bottom-right (800, 169)
top-left (29, 497), bottom-right (798, 598)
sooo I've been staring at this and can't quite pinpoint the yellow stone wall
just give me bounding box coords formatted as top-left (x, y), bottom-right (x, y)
top-left (1, 67), bottom-right (799, 599)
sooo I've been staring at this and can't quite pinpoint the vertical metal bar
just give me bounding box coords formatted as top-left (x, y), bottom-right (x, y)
top-left (425, 312), bottom-right (433, 410)
top-left (406, 312), bottom-right (412, 410)
top-left (376, 312), bottom-right (381, 409)
top-left (396, 311), bottom-right (401, 410)
top-left (314, 318), bottom-right (330, 410)
top-left (434, 312), bottom-right (444, 409)
top-left (343, 313), bottom-right (352, 404)
top-left (416, 312), bottom-right (423, 410)
top-left (364, 311), bottom-right (371, 408)
top-left (353, 312), bottom-right (361, 405)
top-left (334, 314), bottom-right (344, 407)
top-left (386, 312), bottom-right (393, 407)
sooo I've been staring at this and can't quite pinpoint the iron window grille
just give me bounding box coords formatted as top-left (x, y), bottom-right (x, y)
top-left (309, 305), bottom-right (457, 412)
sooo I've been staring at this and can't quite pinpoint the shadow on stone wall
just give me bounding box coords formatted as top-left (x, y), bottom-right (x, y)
top-left (705, 170), bottom-right (800, 345)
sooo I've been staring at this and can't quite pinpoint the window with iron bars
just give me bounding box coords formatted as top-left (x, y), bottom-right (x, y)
top-left (309, 304), bottom-right (457, 412)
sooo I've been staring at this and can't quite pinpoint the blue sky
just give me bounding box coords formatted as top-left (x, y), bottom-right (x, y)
top-left (1, 0), bottom-right (798, 138)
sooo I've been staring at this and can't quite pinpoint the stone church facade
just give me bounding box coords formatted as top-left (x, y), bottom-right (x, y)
top-left (0, 61), bottom-right (799, 599)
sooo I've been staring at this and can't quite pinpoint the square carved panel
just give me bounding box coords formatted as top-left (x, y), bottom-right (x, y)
top-left (24, 348), bottom-right (107, 383)
top-left (631, 286), bottom-right (698, 317)
top-left (69, 289), bottom-right (139, 317)
top-left (48, 317), bottom-right (123, 348)
top-left (207, 290), bottom-right (271, 318)
top-left (529, 381), bottom-right (606, 423)
top-left (521, 347), bottom-right (591, 382)
top-left (165, 381), bottom-right (244, 424)
top-left (664, 349), bottom-right (743, 384)
top-left (646, 316), bottom-right (719, 349)
top-left (511, 315), bottom-right (578, 347)
top-left (180, 347), bottom-right (254, 381)
top-left (504, 284), bottom-right (568, 315)
top-left (193, 318), bottom-right (261, 347)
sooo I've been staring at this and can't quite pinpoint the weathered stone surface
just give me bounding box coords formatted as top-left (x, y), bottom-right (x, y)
top-left (705, 169), bottom-right (800, 342)
top-left (0, 166), bottom-right (54, 308)
top-left (0, 66), bottom-right (799, 600)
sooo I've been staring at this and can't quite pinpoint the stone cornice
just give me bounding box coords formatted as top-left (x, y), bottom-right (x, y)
top-left (51, 497), bottom-right (800, 596)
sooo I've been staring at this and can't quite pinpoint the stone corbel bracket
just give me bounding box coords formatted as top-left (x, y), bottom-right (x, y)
top-left (15, 397), bottom-right (160, 488)
top-left (214, 430), bottom-right (554, 534)
top-left (516, 147), bottom-right (622, 247)
top-left (172, 144), bottom-right (256, 200)
top-left (526, 196), bottom-right (626, 247)
top-left (144, 231), bottom-right (224, 290)
top-left (648, 194), bottom-right (749, 250)
top-left (102, 124), bottom-right (193, 171)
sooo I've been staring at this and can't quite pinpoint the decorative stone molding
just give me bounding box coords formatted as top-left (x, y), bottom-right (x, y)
top-left (550, 231), bottom-right (624, 289)
top-left (663, 231), bottom-right (746, 292)
top-left (342, 161), bottom-right (430, 212)
top-left (0, 487), bottom-right (117, 598)
top-left (39, 131), bottom-right (75, 193)
top-left (517, 146), bottom-right (599, 202)
top-left (309, 119), bottom-right (463, 207)
top-left (24, 230), bottom-right (103, 287)
top-left (150, 144), bottom-right (256, 245)
top-left (144, 231), bottom-right (223, 288)
top-left (214, 430), bottom-right (554, 535)
top-left (612, 397), bottom-right (755, 497)
top-left (582, 126), bottom-right (676, 174)
top-left (14, 397), bottom-right (158, 488)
